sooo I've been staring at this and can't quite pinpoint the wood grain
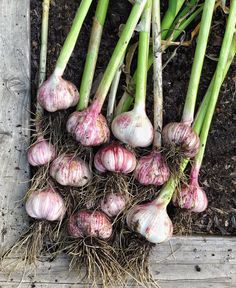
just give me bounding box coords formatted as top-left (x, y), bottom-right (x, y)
top-left (0, 1), bottom-right (236, 288)
top-left (0, 236), bottom-right (235, 287)
top-left (0, 0), bottom-right (30, 252)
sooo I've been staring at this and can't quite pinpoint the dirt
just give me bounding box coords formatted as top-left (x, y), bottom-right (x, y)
top-left (31, 0), bottom-right (236, 236)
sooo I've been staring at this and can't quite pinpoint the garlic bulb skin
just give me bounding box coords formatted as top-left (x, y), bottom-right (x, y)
top-left (68, 210), bottom-right (112, 239)
top-left (135, 151), bottom-right (170, 186)
top-left (27, 137), bottom-right (56, 166)
top-left (111, 108), bottom-right (154, 148)
top-left (37, 72), bottom-right (79, 112)
top-left (126, 201), bottom-right (173, 243)
top-left (94, 142), bottom-right (136, 174)
top-left (25, 188), bottom-right (66, 221)
top-left (101, 193), bottom-right (126, 217)
top-left (67, 103), bottom-right (110, 146)
top-left (162, 122), bottom-right (200, 157)
top-left (172, 184), bottom-right (208, 213)
top-left (50, 154), bottom-right (92, 187)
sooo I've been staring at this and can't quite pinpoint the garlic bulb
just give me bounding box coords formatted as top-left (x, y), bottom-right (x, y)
top-left (27, 137), bottom-right (56, 166)
top-left (68, 210), bottom-right (112, 239)
top-left (66, 103), bottom-right (110, 146)
top-left (101, 193), bottom-right (126, 217)
top-left (50, 154), bottom-right (92, 187)
top-left (135, 151), bottom-right (170, 186)
top-left (111, 108), bottom-right (154, 148)
top-left (25, 188), bottom-right (66, 221)
top-left (172, 184), bottom-right (208, 213)
top-left (94, 142), bottom-right (136, 174)
top-left (37, 73), bottom-right (79, 112)
top-left (126, 200), bottom-right (173, 243)
top-left (162, 122), bottom-right (200, 157)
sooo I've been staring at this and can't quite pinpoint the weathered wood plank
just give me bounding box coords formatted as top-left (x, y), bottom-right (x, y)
top-left (0, 1), bottom-right (236, 288)
top-left (0, 0), bottom-right (30, 252)
top-left (0, 236), bottom-right (235, 287)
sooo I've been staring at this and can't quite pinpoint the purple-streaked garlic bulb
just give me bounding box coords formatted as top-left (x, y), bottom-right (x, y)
top-left (37, 72), bottom-right (79, 112)
top-left (68, 210), bottom-right (112, 239)
top-left (94, 142), bottom-right (136, 174)
top-left (162, 122), bottom-right (200, 158)
top-left (111, 107), bottom-right (154, 148)
top-left (135, 150), bottom-right (170, 186)
top-left (126, 199), bottom-right (173, 243)
top-left (172, 165), bottom-right (208, 213)
top-left (101, 193), bottom-right (126, 217)
top-left (27, 136), bottom-right (56, 166)
top-left (50, 154), bottom-right (92, 187)
top-left (172, 184), bottom-right (208, 213)
top-left (25, 188), bottom-right (66, 221)
top-left (66, 101), bottom-right (110, 146)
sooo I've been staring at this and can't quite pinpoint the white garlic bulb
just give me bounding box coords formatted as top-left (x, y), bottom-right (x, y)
top-left (27, 137), bottom-right (56, 166)
top-left (111, 108), bottom-right (154, 148)
top-left (25, 188), bottom-right (66, 221)
top-left (126, 200), bottom-right (173, 243)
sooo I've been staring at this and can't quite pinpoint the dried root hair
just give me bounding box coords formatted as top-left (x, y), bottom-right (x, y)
top-left (116, 222), bottom-right (159, 288)
top-left (1, 220), bottom-right (62, 267)
top-left (60, 235), bottom-right (126, 287)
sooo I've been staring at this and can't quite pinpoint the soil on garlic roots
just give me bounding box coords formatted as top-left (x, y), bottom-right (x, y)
top-left (31, 0), bottom-right (236, 236)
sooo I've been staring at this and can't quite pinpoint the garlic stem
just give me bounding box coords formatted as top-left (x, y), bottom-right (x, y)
top-left (134, 0), bottom-right (152, 112)
top-left (152, 0), bottom-right (162, 148)
top-left (115, 2), bottom-right (204, 115)
top-left (106, 54), bottom-right (125, 124)
top-left (161, 0), bottom-right (186, 39)
top-left (77, 0), bottom-right (110, 111)
top-left (193, 3), bottom-right (236, 171)
top-left (36, 0), bottom-right (50, 127)
top-left (93, 0), bottom-right (148, 113)
top-left (181, 0), bottom-right (215, 125)
top-left (157, 32), bottom-right (236, 207)
top-left (55, 0), bottom-right (93, 75)
top-left (170, 2), bottom-right (203, 41)
top-left (194, 35), bottom-right (236, 135)
top-left (39, 0), bottom-right (50, 87)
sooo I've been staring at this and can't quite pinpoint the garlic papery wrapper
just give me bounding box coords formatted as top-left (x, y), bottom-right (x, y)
top-left (101, 193), bottom-right (126, 217)
top-left (94, 142), bottom-right (136, 174)
top-left (135, 150), bottom-right (170, 186)
top-left (37, 72), bottom-right (79, 112)
top-left (172, 183), bottom-right (208, 213)
top-left (66, 101), bottom-right (110, 146)
top-left (68, 210), bottom-right (112, 239)
top-left (126, 199), bottom-right (173, 244)
top-left (162, 122), bottom-right (200, 158)
top-left (27, 137), bottom-right (56, 166)
top-left (25, 188), bottom-right (66, 221)
top-left (111, 107), bottom-right (154, 148)
top-left (50, 154), bottom-right (92, 187)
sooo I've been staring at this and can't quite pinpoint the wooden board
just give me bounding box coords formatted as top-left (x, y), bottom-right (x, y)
top-left (0, 1), bottom-right (236, 287)
top-left (0, 0), bottom-right (30, 252)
